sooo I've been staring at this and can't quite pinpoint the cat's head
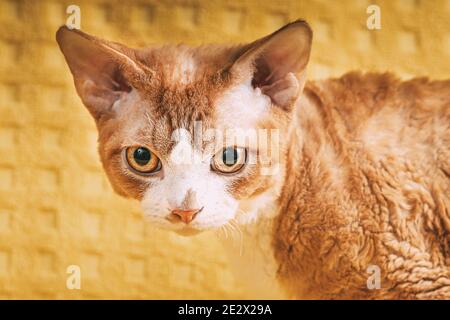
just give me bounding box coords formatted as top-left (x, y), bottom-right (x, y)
top-left (56, 21), bottom-right (312, 236)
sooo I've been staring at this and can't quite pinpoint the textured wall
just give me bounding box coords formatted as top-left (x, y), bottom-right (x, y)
top-left (0, 0), bottom-right (449, 299)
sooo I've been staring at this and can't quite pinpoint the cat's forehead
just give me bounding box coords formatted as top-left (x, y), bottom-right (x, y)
top-left (136, 44), bottom-right (240, 84)
top-left (111, 45), bottom-right (273, 156)
top-left (134, 45), bottom-right (270, 126)
top-left (132, 45), bottom-right (234, 123)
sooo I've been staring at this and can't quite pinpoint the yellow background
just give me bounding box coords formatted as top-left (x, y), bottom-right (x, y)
top-left (0, 0), bottom-right (449, 299)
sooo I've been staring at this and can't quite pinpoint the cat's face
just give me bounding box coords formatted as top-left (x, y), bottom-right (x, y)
top-left (56, 21), bottom-right (312, 235)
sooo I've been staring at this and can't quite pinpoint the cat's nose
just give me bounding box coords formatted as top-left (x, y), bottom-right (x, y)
top-left (170, 208), bottom-right (202, 224)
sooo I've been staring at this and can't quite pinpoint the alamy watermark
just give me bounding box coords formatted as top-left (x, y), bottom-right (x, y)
top-left (66, 265), bottom-right (81, 290)
top-left (170, 121), bottom-right (281, 176)
top-left (367, 264), bottom-right (381, 290)
top-left (66, 5), bottom-right (81, 30)
top-left (366, 4), bottom-right (381, 30)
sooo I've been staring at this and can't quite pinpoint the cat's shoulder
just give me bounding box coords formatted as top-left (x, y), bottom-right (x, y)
top-left (303, 71), bottom-right (450, 116)
top-left (306, 71), bottom-right (449, 101)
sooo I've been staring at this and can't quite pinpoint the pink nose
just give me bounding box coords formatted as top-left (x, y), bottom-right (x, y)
top-left (170, 208), bottom-right (201, 224)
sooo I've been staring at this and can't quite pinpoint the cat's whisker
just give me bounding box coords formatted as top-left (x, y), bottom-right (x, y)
top-left (223, 218), bottom-right (240, 253)
top-left (226, 221), bottom-right (237, 242)
top-left (230, 218), bottom-right (244, 256)
top-left (222, 224), bottom-right (229, 240)
top-left (216, 225), bottom-right (227, 240)
top-left (226, 220), bottom-right (237, 238)
top-left (228, 220), bottom-right (239, 238)
top-left (225, 221), bottom-right (236, 242)
top-left (222, 223), bottom-right (229, 239)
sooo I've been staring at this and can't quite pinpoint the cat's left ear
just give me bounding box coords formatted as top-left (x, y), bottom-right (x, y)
top-left (230, 20), bottom-right (312, 111)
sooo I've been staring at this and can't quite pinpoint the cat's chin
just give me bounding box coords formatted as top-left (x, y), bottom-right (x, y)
top-left (174, 227), bottom-right (204, 237)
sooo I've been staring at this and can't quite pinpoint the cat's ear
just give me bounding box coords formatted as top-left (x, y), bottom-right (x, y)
top-left (56, 26), bottom-right (148, 121)
top-left (230, 20), bottom-right (312, 111)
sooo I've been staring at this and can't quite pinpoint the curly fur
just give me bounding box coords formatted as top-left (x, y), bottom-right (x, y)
top-left (274, 72), bottom-right (450, 299)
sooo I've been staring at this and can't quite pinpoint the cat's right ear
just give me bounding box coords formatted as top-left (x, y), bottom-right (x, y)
top-left (56, 26), bottom-right (148, 121)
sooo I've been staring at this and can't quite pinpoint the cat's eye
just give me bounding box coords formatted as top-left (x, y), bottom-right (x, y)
top-left (211, 147), bottom-right (247, 174)
top-left (125, 146), bottom-right (161, 174)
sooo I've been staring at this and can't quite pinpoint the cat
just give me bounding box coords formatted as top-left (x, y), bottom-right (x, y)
top-left (56, 20), bottom-right (450, 299)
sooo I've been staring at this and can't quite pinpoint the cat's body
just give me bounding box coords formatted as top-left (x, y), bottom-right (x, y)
top-left (56, 20), bottom-right (450, 299)
top-left (223, 73), bottom-right (450, 299)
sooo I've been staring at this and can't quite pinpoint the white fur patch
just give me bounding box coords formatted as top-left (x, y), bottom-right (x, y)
top-left (141, 133), bottom-right (238, 232)
top-left (215, 80), bottom-right (271, 129)
top-left (114, 88), bottom-right (140, 113)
